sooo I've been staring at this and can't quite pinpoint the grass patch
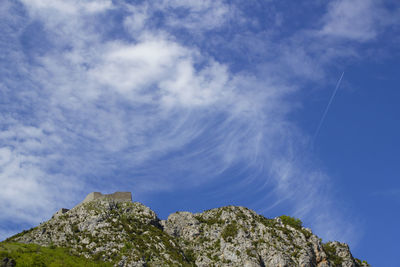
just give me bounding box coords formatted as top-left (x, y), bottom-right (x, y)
top-left (0, 242), bottom-right (112, 267)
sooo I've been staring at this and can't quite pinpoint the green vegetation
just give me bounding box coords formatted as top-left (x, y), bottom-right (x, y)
top-left (183, 248), bottom-right (196, 263)
top-left (256, 214), bottom-right (275, 227)
top-left (71, 224), bottom-right (80, 233)
top-left (214, 239), bottom-right (221, 250)
top-left (221, 222), bottom-right (238, 241)
top-left (194, 214), bottom-right (224, 226)
top-left (291, 250), bottom-right (299, 258)
top-left (5, 228), bottom-right (35, 242)
top-left (103, 205), bottom-right (191, 266)
top-left (322, 243), bottom-right (343, 266)
top-left (5, 200), bottom-right (364, 267)
top-left (355, 257), bottom-right (369, 265)
top-left (276, 226), bottom-right (292, 239)
top-left (300, 228), bottom-right (312, 239)
top-left (0, 242), bottom-right (112, 267)
top-left (279, 215), bottom-right (311, 239)
top-left (246, 248), bottom-right (256, 258)
top-left (279, 215), bottom-right (302, 230)
top-left (355, 258), bottom-right (369, 266)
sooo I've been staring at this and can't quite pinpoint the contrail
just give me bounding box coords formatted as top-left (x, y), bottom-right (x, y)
top-left (313, 71), bottom-right (344, 142)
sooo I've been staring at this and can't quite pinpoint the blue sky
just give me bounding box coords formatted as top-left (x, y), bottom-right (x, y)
top-left (0, 0), bottom-right (399, 266)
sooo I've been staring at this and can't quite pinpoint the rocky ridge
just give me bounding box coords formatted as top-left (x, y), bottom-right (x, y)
top-left (5, 193), bottom-right (369, 267)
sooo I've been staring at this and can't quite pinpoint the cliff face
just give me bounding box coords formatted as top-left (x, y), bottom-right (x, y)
top-left (5, 196), bottom-right (368, 267)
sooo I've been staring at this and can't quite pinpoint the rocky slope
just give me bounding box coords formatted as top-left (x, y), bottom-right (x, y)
top-left (5, 195), bottom-right (369, 267)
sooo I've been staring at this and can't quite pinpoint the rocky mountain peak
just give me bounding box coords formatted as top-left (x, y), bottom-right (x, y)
top-left (3, 192), bottom-right (369, 267)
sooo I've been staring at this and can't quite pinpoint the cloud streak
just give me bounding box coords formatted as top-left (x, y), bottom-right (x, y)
top-left (1, 0), bottom-right (397, 244)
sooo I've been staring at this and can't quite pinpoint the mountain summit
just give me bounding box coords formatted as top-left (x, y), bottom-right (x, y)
top-left (3, 192), bottom-right (369, 266)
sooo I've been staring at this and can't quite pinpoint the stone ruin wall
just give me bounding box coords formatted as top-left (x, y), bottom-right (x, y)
top-left (81, 192), bottom-right (132, 204)
top-left (52, 192), bottom-right (132, 218)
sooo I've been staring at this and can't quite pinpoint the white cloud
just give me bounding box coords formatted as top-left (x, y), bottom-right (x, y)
top-left (0, 0), bottom-right (377, 246)
top-left (20, 0), bottom-right (112, 15)
top-left (0, 1), bottom-right (261, 230)
top-left (123, 4), bottom-right (150, 34)
top-left (268, 156), bottom-right (359, 242)
top-left (0, 133), bottom-right (82, 225)
top-left (0, 3), bottom-right (269, 231)
top-left (319, 0), bottom-right (396, 41)
top-left (122, 0), bottom-right (231, 35)
top-left (161, 0), bottom-right (231, 31)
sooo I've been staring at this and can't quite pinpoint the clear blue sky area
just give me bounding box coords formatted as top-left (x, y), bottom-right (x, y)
top-left (1, 1), bottom-right (399, 266)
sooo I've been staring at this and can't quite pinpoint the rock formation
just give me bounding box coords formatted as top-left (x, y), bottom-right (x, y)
top-left (4, 192), bottom-right (369, 267)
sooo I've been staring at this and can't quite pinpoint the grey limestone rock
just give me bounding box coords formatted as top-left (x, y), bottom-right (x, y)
top-left (6, 192), bottom-right (370, 267)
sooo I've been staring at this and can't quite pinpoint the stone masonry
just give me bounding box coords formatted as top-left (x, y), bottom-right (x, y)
top-left (81, 192), bottom-right (132, 204)
top-left (51, 192), bottom-right (133, 219)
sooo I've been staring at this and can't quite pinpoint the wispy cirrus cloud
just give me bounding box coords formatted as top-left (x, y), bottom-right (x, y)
top-left (1, 0), bottom-right (280, 227)
top-left (160, 0), bottom-right (231, 31)
top-left (319, 0), bottom-right (399, 42)
top-left (1, 0), bottom-right (397, 245)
